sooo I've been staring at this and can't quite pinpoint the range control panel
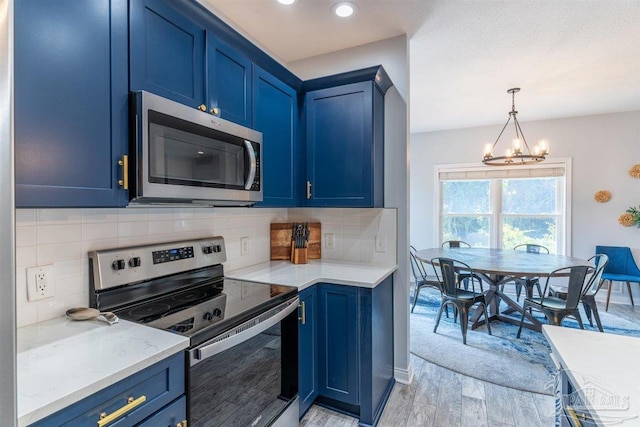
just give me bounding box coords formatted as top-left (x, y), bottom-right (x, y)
top-left (152, 246), bottom-right (195, 264)
top-left (89, 236), bottom-right (227, 291)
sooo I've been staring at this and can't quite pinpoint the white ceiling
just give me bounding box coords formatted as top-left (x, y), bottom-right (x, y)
top-left (204, 0), bottom-right (640, 133)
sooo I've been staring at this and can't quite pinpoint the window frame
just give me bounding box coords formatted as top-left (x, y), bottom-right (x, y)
top-left (434, 158), bottom-right (572, 254)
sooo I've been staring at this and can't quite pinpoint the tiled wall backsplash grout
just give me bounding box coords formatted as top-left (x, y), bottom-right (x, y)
top-left (15, 207), bottom-right (397, 327)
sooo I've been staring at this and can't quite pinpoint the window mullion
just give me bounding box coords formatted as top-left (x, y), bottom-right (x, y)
top-left (491, 179), bottom-right (501, 248)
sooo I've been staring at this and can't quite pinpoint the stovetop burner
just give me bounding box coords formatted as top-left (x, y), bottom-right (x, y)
top-left (128, 303), bottom-right (172, 322)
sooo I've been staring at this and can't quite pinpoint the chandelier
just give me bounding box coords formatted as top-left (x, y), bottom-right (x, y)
top-left (482, 88), bottom-right (549, 166)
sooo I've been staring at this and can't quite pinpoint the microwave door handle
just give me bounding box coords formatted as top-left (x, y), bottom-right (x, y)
top-left (244, 140), bottom-right (256, 190)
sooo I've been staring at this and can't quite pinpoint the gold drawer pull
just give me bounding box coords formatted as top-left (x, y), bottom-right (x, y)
top-left (566, 406), bottom-right (582, 427)
top-left (97, 395), bottom-right (146, 427)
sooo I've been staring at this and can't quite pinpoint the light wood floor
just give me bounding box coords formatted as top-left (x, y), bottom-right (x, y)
top-left (300, 301), bottom-right (640, 427)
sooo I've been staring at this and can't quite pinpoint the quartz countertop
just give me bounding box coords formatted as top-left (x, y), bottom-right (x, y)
top-left (226, 259), bottom-right (397, 290)
top-left (543, 325), bottom-right (640, 426)
top-left (17, 316), bottom-right (189, 427)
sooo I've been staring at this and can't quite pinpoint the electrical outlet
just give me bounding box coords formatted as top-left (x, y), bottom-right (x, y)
top-left (27, 265), bottom-right (55, 301)
top-left (325, 233), bottom-right (335, 249)
top-left (375, 235), bottom-right (387, 253)
top-left (240, 236), bottom-right (249, 256)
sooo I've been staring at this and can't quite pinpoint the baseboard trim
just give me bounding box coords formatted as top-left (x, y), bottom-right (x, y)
top-left (394, 363), bottom-right (413, 384)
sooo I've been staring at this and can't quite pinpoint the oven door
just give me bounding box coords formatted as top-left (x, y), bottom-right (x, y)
top-left (130, 90), bottom-right (262, 205)
top-left (186, 297), bottom-right (299, 427)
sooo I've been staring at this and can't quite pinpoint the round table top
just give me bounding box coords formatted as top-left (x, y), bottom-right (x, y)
top-left (415, 247), bottom-right (592, 277)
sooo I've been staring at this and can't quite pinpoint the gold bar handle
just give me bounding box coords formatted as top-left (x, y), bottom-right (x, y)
top-left (176, 421), bottom-right (188, 427)
top-left (306, 181), bottom-right (312, 199)
top-left (118, 155), bottom-right (128, 190)
top-left (566, 407), bottom-right (583, 427)
top-left (298, 301), bottom-right (306, 325)
top-left (97, 395), bottom-right (146, 427)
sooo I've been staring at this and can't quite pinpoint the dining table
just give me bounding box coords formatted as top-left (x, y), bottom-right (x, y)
top-left (415, 247), bottom-right (593, 332)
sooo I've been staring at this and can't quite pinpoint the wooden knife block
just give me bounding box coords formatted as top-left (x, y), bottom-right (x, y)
top-left (290, 244), bottom-right (308, 265)
top-left (270, 222), bottom-right (321, 263)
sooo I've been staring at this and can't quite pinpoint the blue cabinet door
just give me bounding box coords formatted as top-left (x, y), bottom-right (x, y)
top-left (304, 81), bottom-right (383, 207)
top-left (253, 66), bottom-right (300, 207)
top-left (14, 0), bottom-right (129, 208)
top-left (130, 0), bottom-right (206, 108)
top-left (317, 284), bottom-right (359, 406)
top-left (207, 36), bottom-right (252, 127)
top-left (298, 286), bottom-right (318, 417)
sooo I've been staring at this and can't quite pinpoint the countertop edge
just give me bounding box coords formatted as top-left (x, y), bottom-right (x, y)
top-left (17, 321), bottom-right (190, 427)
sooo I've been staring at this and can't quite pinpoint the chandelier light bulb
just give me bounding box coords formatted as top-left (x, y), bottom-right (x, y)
top-left (539, 139), bottom-right (549, 155)
top-left (512, 138), bottom-right (522, 154)
top-left (483, 143), bottom-right (493, 157)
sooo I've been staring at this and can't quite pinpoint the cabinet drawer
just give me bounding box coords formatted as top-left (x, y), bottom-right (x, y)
top-left (136, 396), bottom-right (186, 427)
top-left (30, 353), bottom-right (185, 427)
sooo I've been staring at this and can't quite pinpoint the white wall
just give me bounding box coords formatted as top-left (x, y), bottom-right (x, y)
top-left (289, 34), bottom-right (413, 383)
top-left (411, 110), bottom-right (640, 258)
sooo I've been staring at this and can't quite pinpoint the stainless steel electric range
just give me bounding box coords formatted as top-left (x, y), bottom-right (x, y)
top-left (89, 237), bottom-right (299, 427)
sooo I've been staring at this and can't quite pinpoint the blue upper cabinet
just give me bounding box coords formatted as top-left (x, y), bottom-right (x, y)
top-left (130, 0), bottom-right (206, 108)
top-left (253, 66), bottom-right (300, 207)
top-left (207, 36), bottom-right (252, 127)
top-left (14, 0), bottom-right (129, 208)
top-left (130, 0), bottom-right (254, 127)
top-left (303, 67), bottom-right (390, 208)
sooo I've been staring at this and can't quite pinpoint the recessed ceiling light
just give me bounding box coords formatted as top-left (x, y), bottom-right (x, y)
top-left (277, 0), bottom-right (295, 5)
top-left (332, 2), bottom-right (357, 18)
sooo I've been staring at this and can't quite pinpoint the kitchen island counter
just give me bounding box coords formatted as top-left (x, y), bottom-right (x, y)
top-left (543, 325), bottom-right (640, 426)
top-left (226, 259), bottom-right (397, 290)
top-left (17, 316), bottom-right (189, 427)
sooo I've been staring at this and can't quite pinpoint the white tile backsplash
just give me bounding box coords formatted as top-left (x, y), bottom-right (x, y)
top-left (15, 206), bottom-right (397, 327)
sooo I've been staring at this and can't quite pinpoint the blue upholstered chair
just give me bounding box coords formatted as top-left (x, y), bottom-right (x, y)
top-left (595, 246), bottom-right (640, 311)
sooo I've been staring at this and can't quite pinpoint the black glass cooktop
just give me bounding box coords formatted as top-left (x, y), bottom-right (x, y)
top-left (113, 276), bottom-right (297, 346)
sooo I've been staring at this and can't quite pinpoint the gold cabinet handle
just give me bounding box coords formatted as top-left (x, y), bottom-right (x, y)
top-left (306, 181), bottom-right (312, 199)
top-left (566, 407), bottom-right (583, 427)
top-left (176, 421), bottom-right (188, 427)
top-left (117, 155), bottom-right (128, 190)
top-left (298, 301), bottom-right (306, 325)
top-left (97, 395), bottom-right (146, 427)
top-left (210, 107), bottom-right (220, 115)
top-left (197, 104), bottom-right (207, 112)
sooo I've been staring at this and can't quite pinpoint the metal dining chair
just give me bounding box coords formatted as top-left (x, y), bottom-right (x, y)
top-left (409, 245), bottom-right (443, 313)
top-left (431, 257), bottom-right (491, 345)
top-left (512, 244), bottom-right (550, 301)
top-left (550, 254), bottom-right (608, 332)
top-left (442, 240), bottom-right (471, 248)
top-left (516, 265), bottom-right (593, 338)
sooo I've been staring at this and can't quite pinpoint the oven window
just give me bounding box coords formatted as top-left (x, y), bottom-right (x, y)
top-left (148, 113), bottom-right (245, 188)
top-left (189, 322), bottom-right (296, 427)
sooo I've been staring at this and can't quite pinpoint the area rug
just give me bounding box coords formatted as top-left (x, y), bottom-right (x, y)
top-left (410, 289), bottom-right (640, 395)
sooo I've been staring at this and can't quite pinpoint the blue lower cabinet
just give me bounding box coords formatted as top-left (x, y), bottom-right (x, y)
top-left (298, 286), bottom-right (319, 417)
top-left (302, 278), bottom-right (394, 426)
top-left (318, 284), bottom-right (360, 406)
top-left (30, 353), bottom-right (186, 427)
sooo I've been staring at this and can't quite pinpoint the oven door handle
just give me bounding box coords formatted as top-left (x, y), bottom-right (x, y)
top-left (190, 296), bottom-right (299, 366)
top-left (244, 140), bottom-right (257, 190)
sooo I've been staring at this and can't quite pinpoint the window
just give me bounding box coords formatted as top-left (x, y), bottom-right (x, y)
top-left (437, 161), bottom-right (570, 254)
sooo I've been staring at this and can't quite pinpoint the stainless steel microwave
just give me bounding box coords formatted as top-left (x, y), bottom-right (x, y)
top-left (128, 91), bottom-right (262, 206)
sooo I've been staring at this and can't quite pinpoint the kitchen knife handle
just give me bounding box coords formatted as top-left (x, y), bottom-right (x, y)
top-left (306, 181), bottom-right (312, 199)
